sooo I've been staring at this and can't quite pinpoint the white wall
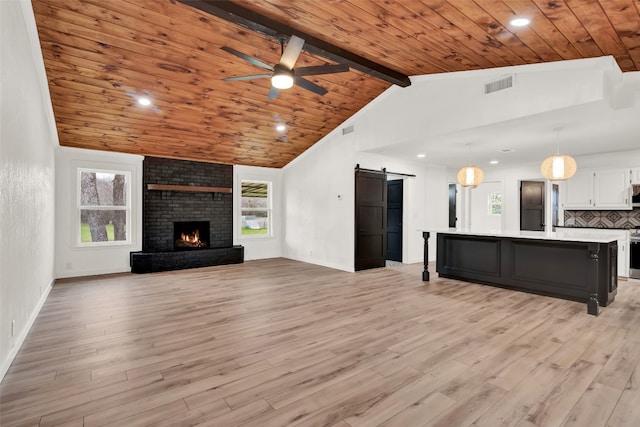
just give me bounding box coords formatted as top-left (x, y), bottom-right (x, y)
top-left (55, 147), bottom-right (143, 278)
top-left (282, 131), bottom-right (357, 271)
top-left (469, 181), bottom-right (503, 231)
top-left (567, 148), bottom-right (640, 170)
top-left (233, 165), bottom-right (283, 260)
top-left (463, 162), bottom-right (549, 232)
top-left (353, 58), bottom-right (614, 153)
top-left (0, 0), bottom-right (57, 380)
top-left (282, 115), bottom-right (450, 271)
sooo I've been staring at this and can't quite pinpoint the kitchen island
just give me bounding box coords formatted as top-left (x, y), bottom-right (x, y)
top-left (422, 229), bottom-right (618, 316)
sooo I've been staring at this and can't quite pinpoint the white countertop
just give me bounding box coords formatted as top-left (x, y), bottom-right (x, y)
top-left (424, 228), bottom-right (622, 243)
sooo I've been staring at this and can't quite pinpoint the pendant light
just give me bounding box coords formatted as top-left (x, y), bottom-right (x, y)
top-left (540, 129), bottom-right (577, 181)
top-left (457, 144), bottom-right (484, 188)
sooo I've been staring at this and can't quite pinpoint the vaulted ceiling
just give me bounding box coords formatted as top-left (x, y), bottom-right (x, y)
top-left (32, 0), bottom-right (640, 168)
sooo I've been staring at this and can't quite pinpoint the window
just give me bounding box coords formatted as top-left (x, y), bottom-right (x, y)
top-left (488, 192), bottom-right (502, 215)
top-left (241, 181), bottom-right (271, 236)
top-left (78, 169), bottom-right (131, 245)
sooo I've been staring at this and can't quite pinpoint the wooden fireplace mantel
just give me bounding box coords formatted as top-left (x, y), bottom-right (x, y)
top-left (147, 184), bottom-right (232, 193)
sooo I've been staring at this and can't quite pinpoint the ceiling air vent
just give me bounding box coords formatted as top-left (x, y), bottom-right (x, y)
top-left (484, 75), bottom-right (513, 94)
top-left (342, 125), bottom-right (354, 135)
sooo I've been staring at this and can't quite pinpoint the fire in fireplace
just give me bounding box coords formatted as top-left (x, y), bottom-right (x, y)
top-left (173, 221), bottom-right (210, 250)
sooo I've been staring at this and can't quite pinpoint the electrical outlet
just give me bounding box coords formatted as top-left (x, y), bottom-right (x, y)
top-left (11, 320), bottom-right (15, 337)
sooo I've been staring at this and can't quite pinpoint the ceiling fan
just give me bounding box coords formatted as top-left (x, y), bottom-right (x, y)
top-left (221, 35), bottom-right (349, 99)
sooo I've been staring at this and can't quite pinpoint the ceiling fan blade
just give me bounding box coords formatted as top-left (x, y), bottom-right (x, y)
top-left (294, 76), bottom-right (328, 96)
top-left (295, 64), bottom-right (349, 77)
top-left (268, 86), bottom-right (280, 99)
top-left (223, 74), bottom-right (271, 82)
top-left (220, 46), bottom-right (273, 71)
top-left (280, 35), bottom-right (305, 69)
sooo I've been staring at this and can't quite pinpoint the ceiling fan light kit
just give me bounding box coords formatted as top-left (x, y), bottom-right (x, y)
top-left (271, 64), bottom-right (294, 89)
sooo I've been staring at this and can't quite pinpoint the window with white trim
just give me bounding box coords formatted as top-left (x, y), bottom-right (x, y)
top-left (78, 168), bottom-right (131, 245)
top-left (240, 180), bottom-right (271, 236)
top-left (488, 192), bottom-right (502, 215)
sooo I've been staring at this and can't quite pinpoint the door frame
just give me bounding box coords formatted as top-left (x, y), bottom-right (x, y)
top-left (448, 183), bottom-right (457, 228)
top-left (386, 178), bottom-right (403, 263)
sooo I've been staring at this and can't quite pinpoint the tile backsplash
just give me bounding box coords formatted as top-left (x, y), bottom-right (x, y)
top-left (564, 209), bottom-right (640, 228)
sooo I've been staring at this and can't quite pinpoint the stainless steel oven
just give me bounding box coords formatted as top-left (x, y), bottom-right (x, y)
top-left (630, 229), bottom-right (640, 279)
top-left (633, 185), bottom-right (640, 207)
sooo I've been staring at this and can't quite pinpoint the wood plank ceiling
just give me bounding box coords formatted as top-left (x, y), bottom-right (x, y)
top-left (32, 0), bottom-right (640, 168)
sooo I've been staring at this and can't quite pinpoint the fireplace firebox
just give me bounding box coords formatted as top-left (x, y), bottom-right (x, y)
top-left (174, 221), bottom-right (209, 250)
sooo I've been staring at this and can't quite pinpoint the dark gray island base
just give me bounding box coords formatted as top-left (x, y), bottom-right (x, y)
top-left (422, 231), bottom-right (618, 316)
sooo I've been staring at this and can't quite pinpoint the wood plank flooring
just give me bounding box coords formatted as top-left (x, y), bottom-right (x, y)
top-left (2, 258), bottom-right (640, 426)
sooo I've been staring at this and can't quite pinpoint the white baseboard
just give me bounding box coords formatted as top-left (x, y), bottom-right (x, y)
top-left (0, 277), bottom-right (54, 382)
top-left (56, 266), bottom-right (130, 279)
top-left (284, 255), bottom-right (354, 273)
top-left (285, 255), bottom-right (429, 272)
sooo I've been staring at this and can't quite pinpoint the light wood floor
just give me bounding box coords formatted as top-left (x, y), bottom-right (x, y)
top-left (2, 259), bottom-right (640, 427)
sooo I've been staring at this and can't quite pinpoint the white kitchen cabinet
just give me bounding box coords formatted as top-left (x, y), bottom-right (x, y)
top-left (632, 168), bottom-right (640, 184)
top-left (562, 169), bottom-right (631, 210)
top-left (618, 235), bottom-right (629, 277)
top-left (563, 170), bottom-right (594, 209)
top-left (594, 169), bottom-right (632, 209)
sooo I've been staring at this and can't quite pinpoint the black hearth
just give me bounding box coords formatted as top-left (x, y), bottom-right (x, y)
top-left (174, 221), bottom-right (209, 250)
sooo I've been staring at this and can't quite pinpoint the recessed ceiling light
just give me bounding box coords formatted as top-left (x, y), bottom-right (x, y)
top-left (276, 124), bottom-right (286, 132)
top-left (417, 153), bottom-right (426, 158)
top-left (138, 97), bottom-right (151, 106)
top-left (510, 17), bottom-right (530, 27)
top-left (490, 160), bottom-right (499, 165)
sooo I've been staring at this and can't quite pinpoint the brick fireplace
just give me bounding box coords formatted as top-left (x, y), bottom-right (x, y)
top-left (130, 157), bottom-right (243, 273)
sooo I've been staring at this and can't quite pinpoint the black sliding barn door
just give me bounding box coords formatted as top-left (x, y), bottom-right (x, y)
top-left (520, 181), bottom-right (545, 231)
top-left (355, 168), bottom-right (387, 271)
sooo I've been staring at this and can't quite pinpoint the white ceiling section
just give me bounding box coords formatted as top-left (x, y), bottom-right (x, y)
top-left (356, 56), bottom-right (640, 169)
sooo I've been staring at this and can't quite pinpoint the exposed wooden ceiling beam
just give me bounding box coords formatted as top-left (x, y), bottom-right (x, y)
top-left (177, 0), bottom-right (412, 88)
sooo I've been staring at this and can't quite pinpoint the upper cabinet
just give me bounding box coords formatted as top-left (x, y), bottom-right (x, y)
top-left (632, 168), bottom-right (640, 184)
top-left (563, 169), bottom-right (631, 210)
top-left (595, 169), bottom-right (632, 209)
top-left (563, 170), bottom-right (594, 209)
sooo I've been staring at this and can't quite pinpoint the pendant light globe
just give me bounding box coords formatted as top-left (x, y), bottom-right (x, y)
top-left (457, 165), bottom-right (484, 188)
